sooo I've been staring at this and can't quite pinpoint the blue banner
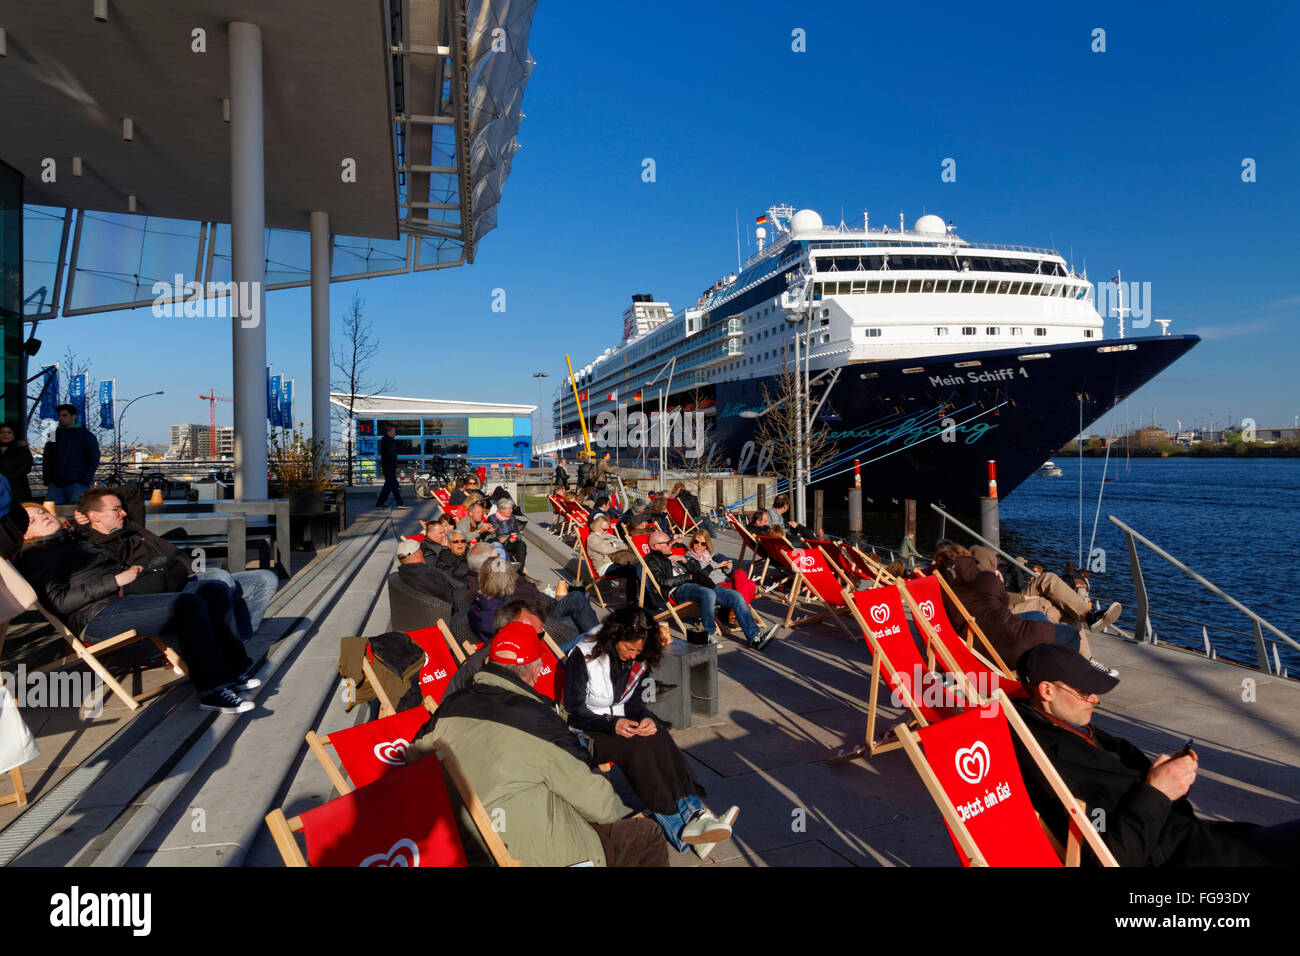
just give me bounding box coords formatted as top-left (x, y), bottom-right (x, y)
top-left (280, 378), bottom-right (292, 428)
top-left (69, 374), bottom-right (86, 422)
top-left (39, 368), bottom-right (59, 420)
top-left (270, 373), bottom-right (283, 427)
top-left (266, 366), bottom-right (274, 425)
top-left (99, 380), bottom-right (115, 430)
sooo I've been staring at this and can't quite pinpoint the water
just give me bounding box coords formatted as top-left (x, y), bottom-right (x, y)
top-left (832, 458), bottom-right (1300, 673)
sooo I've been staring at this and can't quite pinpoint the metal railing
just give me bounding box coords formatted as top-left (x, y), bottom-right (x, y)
top-left (1108, 516), bottom-right (1297, 676)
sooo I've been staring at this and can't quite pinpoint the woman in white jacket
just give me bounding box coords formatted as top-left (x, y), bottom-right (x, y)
top-left (564, 607), bottom-right (739, 859)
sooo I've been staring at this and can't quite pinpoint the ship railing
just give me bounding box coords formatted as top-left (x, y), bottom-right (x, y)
top-left (1108, 516), bottom-right (1298, 677)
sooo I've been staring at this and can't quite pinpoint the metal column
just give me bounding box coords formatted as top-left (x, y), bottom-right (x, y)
top-left (310, 210), bottom-right (331, 456)
top-left (229, 20), bottom-right (267, 500)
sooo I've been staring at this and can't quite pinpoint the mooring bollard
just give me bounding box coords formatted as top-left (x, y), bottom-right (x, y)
top-left (813, 489), bottom-right (824, 536)
top-left (848, 487), bottom-right (862, 534)
top-left (757, 483), bottom-right (766, 513)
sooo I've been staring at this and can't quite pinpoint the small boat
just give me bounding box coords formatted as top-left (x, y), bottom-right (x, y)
top-left (1037, 460), bottom-right (1063, 477)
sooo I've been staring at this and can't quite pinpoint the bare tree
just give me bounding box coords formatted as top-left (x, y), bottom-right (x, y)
top-left (751, 353), bottom-right (838, 504)
top-left (667, 385), bottom-right (733, 513)
top-left (331, 293), bottom-right (394, 485)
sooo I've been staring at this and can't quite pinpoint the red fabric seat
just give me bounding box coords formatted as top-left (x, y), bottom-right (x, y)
top-left (325, 706), bottom-right (433, 791)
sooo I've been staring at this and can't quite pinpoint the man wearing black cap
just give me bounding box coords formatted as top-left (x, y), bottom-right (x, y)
top-left (1011, 644), bottom-right (1295, 865)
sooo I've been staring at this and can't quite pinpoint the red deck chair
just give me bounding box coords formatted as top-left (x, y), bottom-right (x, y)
top-left (830, 585), bottom-right (968, 762)
top-left (900, 577), bottom-right (1023, 699)
top-left (533, 634), bottom-right (566, 705)
top-left (620, 530), bottom-right (698, 633)
top-left (266, 738), bottom-right (519, 867)
top-left (307, 706), bottom-right (433, 796)
top-left (664, 497), bottom-right (699, 535)
top-left (725, 511), bottom-right (765, 578)
top-left (803, 537), bottom-right (871, 589)
top-left (548, 494), bottom-right (570, 535)
top-left (445, 504), bottom-right (468, 522)
top-left (752, 535), bottom-right (854, 636)
top-left (925, 569), bottom-right (1019, 679)
top-left (575, 525), bottom-right (632, 609)
top-left (895, 689), bottom-right (1118, 867)
top-left (432, 489), bottom-right (452, 507)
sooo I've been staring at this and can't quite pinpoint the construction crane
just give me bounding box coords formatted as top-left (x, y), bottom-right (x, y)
top-left (198, 389), bottom-right (233, 458)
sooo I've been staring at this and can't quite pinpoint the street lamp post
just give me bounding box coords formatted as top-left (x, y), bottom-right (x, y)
top-left (116, 390), bottom-right (164, 477)
top-left (531, 372), bottom-right (549, 464)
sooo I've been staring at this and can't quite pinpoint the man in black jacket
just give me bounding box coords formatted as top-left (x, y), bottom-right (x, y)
top-left (77, 488), bottom-right (278, 638)
top-left (1011, 644), bottom-right (1295, 865)
top-left (17, 505), bottom-right (257, 714)
top-left (375, 423), bottom-right (405, 508)
top-left (642, 531), bottom-right (775, 650)
top-left (395, 538), bottom-right (467, 610)
top-left (553, 461), bottom-right (569, 490)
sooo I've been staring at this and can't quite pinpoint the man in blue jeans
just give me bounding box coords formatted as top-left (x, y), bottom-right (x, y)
top-left (76, 488), bottom-right (278, 639)
top-left (42, 404), bottom-right (100, 505)
top-left (642, 531), bottom-right (778, 651)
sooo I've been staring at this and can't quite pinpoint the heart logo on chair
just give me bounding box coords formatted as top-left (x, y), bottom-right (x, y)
top-left (918, 600), bottom-right (936, 621)
top-left (360, 837), bottom-right (420, 868)
top-left (793, 552), bottom-right (818, 571)
top-left (869, 604), bottom-right (890, 625)
top-left (373, 737), bottom-right (412, 766)
top-left (954, 741), bottom-right (990, 785)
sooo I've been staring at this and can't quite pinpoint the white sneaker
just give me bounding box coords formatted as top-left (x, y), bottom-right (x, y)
top-left (681, 811), bottom-right (732, 846)
top-left (694, 806), bottom-right (739, 861)
top-left (1088, 657), bottom-right (1119, 678)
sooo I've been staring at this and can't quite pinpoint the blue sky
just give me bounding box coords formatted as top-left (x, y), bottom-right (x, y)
top-left (38, 0), bottom-right (1300, 442)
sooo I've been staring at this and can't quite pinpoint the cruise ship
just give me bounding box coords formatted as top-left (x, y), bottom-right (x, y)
top-left (549, 204), bottom-right (1198, 512)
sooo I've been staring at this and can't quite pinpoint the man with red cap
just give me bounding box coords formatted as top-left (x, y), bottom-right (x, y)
top-left (407, 620), bottom-right (666, 866)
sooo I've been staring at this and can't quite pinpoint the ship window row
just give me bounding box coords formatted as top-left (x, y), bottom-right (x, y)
top-left (813, 278), bottom-right (1087, 298)
top-left (815, 254), bottom-right (1067, 276)
top-left (953, 327), bottom-right (1052, 336)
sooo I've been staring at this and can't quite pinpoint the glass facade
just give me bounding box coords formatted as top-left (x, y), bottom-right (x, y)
top-left (0, 162), bottom-right (23, 429)
top-left (352, 413), bottom-right (532, 471)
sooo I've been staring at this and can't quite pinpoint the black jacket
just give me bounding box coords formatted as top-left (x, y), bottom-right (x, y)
top-left (396, 560), bottom-right (462, 607)
top-left (16, 529), bottom-right (124, 636)
top-left (435, 546), bottom-right (470, 584)
top-left (554, 466), bottom-right (569, 489)
top-left (81, 523), bottom-right (190, 595)
top-left (676, 491), bottom-right (701, 518)
top-left (642, 550), bottom-right (713, 602)
top-left (1012, 701), bottom-right (1272, 866)
top-left (0, 441), bottom-right (34, 503)
top-left (379, 434), bottom-right (398, 473)
top-left (943, 555), bottom-right (1055, 665)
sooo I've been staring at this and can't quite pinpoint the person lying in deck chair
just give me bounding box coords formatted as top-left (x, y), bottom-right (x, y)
top-left (933, 541), bottom-right (1117, 678)
top-left (18, 504), bottom-right (259, 715)
top-left (643, 532), bottom-right (777, 650)
top-left (76, 488), bottom-right (279, 638)
top-left (1012, 644), bottom-right (1298, 866)
top-left (407, 620), bottom-right (667, 867)
top-left (970, 545), bottom-right (1120, 630)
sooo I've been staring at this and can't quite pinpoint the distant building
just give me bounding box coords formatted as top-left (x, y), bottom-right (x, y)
top-left (331, 393), bottom-right (535, 479)
top-left (1135, 427), bottom-right (1168, 448)
top-left (167, 424), bottom-right (234, 459)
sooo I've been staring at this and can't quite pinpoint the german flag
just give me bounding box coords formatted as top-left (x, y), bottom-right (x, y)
top-left (755, 215), bottom-right (768, 225)
top-left (633, 392), bottom-right (643, 401)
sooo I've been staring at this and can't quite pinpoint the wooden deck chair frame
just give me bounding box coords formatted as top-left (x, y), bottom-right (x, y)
top-left (894, 580), bottom-right (1000, 703)
top-left (664, 497), bottom-right (700, 536)
top-left (29, 603), bottom-right (188, 712)
top-left (830, 585), bottom-right (956, 762)
top-left (618, 527), bottom-right (697, 634)
top-left (927, 570), bottom-right (1017, 679)
top-left (437, 619), bottom-right (476, 661)
top-left (753, 534), bottom-right (854, 637)
top-left (574, 528), bottom-right (627, 610)
top-left (2, 767), bottom-right (27, 808)
top-left (725, 512), bottom-right (766, 582)
top-left (894, 688), bottom-right (1118, 867)
top-left (307, 695), bottom-right (440, 797)
top-left (266, 737), bottom-right (520, 867)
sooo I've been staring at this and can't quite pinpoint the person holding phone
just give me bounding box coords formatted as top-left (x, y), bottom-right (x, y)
top-left (565, 607), bottom-right (740, 859)
top-left (1010, 644), bottom-right (1297, 866)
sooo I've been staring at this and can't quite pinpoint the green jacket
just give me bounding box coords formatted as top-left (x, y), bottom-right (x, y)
top-left (411, 665), bottom-right (630, 866)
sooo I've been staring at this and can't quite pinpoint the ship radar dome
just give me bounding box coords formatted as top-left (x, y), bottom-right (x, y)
top-left (913, 214), bottom-right (947, 235)
top-left (790, 209), bottom-right (824, 234)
